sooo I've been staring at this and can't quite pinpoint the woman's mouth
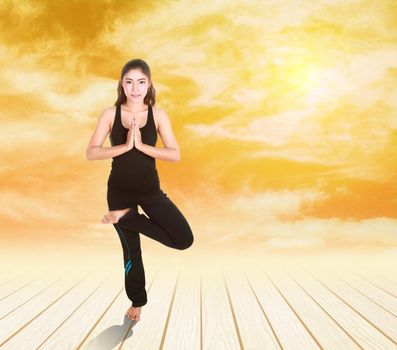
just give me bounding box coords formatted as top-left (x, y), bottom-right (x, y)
top-left (132, 94), bottom-right (141, 97)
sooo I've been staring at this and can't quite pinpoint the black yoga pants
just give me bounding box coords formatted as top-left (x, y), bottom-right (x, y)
top-left (110, 188), bottom-right (194, 307)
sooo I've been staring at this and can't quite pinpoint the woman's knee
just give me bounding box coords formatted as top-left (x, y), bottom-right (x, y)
top-left (175, 228), bottom-right (194, 250)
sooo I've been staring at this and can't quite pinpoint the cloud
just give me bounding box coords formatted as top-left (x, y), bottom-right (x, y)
top-left (196, 188), bottom-right (397, 251)
top-left (0, 0), bottom-right (395, 253)
top-left (0, 190), bottom-right (64, 221)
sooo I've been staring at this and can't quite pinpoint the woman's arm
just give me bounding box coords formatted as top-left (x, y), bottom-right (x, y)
top-left (86, 107), bottom-right (129, 161)
top-left (136, 108), bottom-right (180, 162)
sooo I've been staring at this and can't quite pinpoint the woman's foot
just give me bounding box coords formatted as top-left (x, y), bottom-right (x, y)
top-left (126, 306), bottom-right (141, 321)
top-left (101, 208), bottom-right (131, 224)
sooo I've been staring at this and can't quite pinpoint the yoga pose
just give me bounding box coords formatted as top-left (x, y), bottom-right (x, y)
top-left (86, 59), bottom-right (194, 322)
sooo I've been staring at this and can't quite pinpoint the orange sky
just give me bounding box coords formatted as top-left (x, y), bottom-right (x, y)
top-left (0, 0), bottom-right (396, 257)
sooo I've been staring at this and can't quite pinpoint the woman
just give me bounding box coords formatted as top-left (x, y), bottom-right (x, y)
top-left (86, 59), bottom-right (194, 322)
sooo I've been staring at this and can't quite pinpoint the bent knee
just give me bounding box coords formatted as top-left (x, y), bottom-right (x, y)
top-left (175, 231), bottom-right (194, 250)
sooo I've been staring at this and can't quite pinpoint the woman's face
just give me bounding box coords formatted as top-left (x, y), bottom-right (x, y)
top-left (121, 69), bottom-right (150, 103)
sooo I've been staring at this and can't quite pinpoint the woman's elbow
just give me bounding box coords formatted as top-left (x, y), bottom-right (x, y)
top-left (174, 150), bottom-right (181, 162)
top-left (86, 148), bottom-right (95, 161)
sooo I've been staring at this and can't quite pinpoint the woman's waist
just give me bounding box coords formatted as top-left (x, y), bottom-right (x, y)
top-left (110, 160), bottom-right (157, 172)
top-left (112, 150), bottom-right (156, 162)
top-left (107, 167), bottom-right (160, 182)
top-left (107, 176), bottom-right (161, 193)
top-left (108, 167), bottom-right (159, 177)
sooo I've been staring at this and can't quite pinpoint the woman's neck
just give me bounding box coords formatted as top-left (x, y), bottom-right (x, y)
top-left (122, 101), bottom-right (147, 113)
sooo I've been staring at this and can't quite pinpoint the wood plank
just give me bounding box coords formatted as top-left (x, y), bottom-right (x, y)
top-left (0, 269), bottom-right (96, 348)
top-left (31, 272), bottom-right (121, 349)
top-left (77, 265), bottom-right (159, 350)
top-left (344, 267), bottom-right (397, 297)
top-left (161, 263), bottom-right (201, 350)
top-left (293, 270), bottom-right (397, 349)
top-left (222, 265), bottom-right (282, 349)
top-left (357, 274), bottom-right (397, 297)
top-left (0, 271), bottom-right (59, 320)
top-left (0, 271), bottom-right (49, 301)
top-left (334, 271), bottom-right (397, 317)
top-left (0, 266), bottom-right (31, 279)
top-left (267, 270), bottom-right (361, 349)
top-left (244, 268), bottom-right (320, 350)
top-left (120, 264), bottom-right (180, 349)
top-left (201, 263), bottom-right (243, 349)
top-left (309, 271), bottom-right (397, 344)
top-left (0, 271), bottom-right (26, 289)
top-left (376, 271), bottom-right (397, 285)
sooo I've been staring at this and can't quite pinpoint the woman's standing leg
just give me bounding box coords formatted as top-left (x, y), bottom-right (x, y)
top-left (113, 222), bottom-right (147, 307)
top-left (117, 189), bottom-right (194, 250)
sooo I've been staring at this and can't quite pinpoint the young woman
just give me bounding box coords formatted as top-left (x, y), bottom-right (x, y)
top-left (86, 59), bottom-right (194, 322)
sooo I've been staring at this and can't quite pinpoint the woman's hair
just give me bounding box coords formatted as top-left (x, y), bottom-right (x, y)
top-left (114, 58), bottom-right (156, 107)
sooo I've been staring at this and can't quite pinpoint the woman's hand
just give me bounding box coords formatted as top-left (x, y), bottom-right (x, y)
top-left (125, 118), bottom-right (135, 151)
top-left (134, 119), bottom-right (143, 150)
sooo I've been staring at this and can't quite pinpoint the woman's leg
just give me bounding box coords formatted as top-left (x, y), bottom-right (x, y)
top-left (113, 221), bottom-right (147, 307)
top-left (117, 189), bottom-right (194, 250)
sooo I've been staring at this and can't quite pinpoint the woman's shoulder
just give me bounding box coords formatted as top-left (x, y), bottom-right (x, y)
top-left (103, 105), bottom-right (117, 114)
top-left (151, 105), bottom-right (172, 132)
top-left (152, 105), bottom-right (167, 132)
top-left (99, 105), bottom-right (117, 121)
top-left (152, 105), bottom-right (169, 120)
top-left (152, 105), bottom-right (163, 113)
top-left (96, 106), bottom-right (117, 131)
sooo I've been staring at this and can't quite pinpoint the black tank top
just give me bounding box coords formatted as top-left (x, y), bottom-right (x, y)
top-left (107, 104), bottom-right (161, 193)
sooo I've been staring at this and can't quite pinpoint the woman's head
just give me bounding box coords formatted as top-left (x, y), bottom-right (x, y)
top-left (115, 59), bottom-right (156, 106)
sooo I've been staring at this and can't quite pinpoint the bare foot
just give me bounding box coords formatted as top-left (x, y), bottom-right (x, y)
top-left (101, 208), bottom-right (131, 224)
top-left (126, 306), bottom-right (141, 321)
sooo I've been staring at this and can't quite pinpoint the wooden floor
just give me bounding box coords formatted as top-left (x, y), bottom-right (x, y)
top-left (1, 259), bottom-right (397, 350)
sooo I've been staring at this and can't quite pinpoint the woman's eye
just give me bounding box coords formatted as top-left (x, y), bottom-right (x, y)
top-left (126, 81), bottom-right (145, 84)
